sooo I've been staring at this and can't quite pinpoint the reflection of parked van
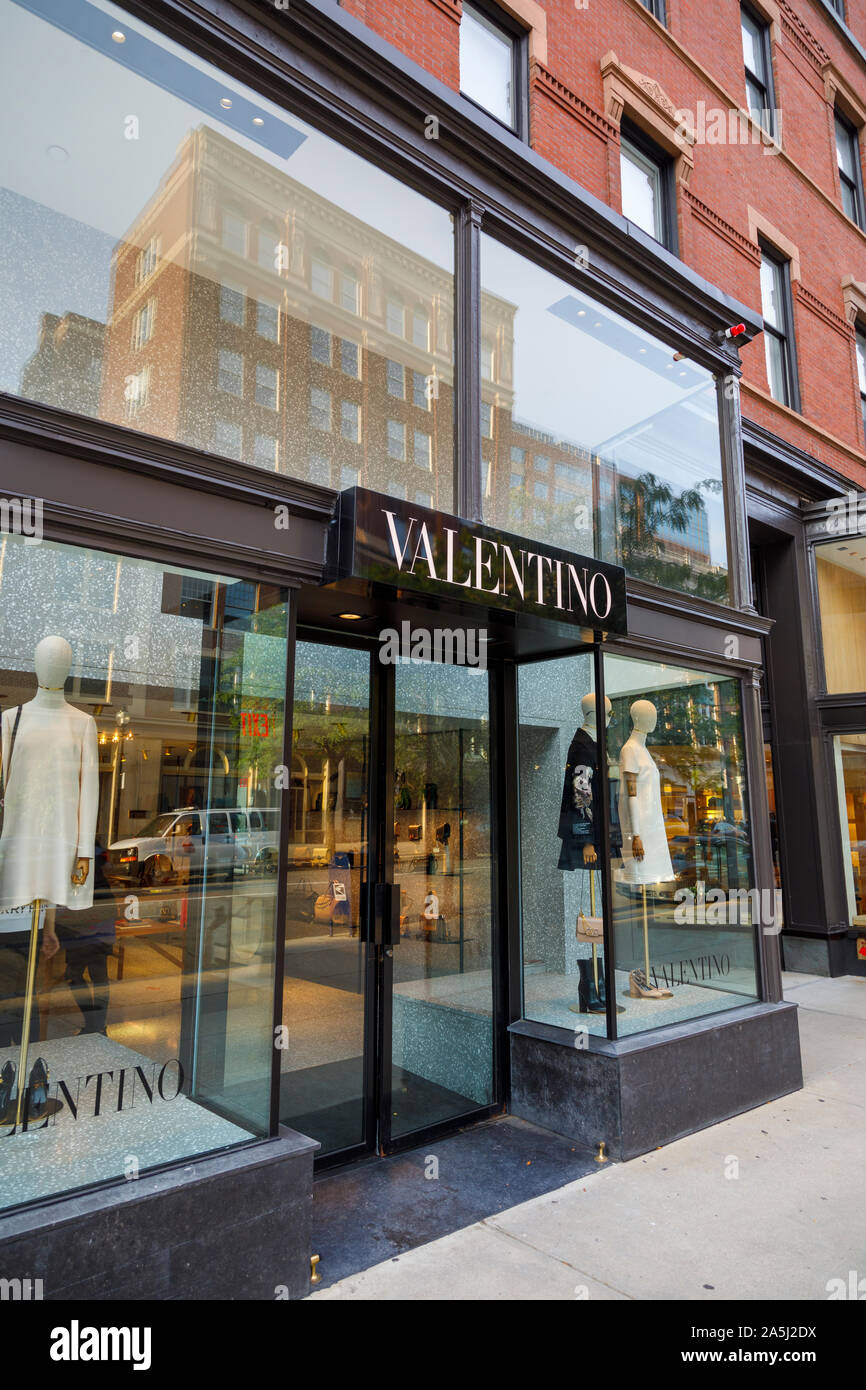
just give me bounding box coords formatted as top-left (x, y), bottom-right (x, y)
top-left (108, 808), bottom-right (273, 888)
top-left (227, 808), bottom-right (280, 873)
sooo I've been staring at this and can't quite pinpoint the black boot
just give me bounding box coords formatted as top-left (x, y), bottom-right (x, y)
top-left (577, 957), bottom-right (605, 1014)
top-left (594, 958), bottom-right (625, 1014)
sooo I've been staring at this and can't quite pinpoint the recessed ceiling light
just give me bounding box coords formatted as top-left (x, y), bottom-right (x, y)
top-left (253, 116), bottom-right (264, 127)
top-left (220, 97), bottom-right (232, 109)
top-left (335, 612), bottom-right (366, 621)
top-left (46, 144), bottom-right (69, 162)
top-left (577, 309), bottom-right (586, 317)
top-left (111, 30), bottom-right (125, 43)
top-left (594, 321), bottom-right (602, 328)
top-left (639, 347), bottom-right (647, 354)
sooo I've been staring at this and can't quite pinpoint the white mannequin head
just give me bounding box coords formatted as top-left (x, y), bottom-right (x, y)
top-left (34, 635), bottom-right (72, 690)
top-left (630, 698), bottom-right (657, 734)
top-left (582, 692), bottom-right (612, 728)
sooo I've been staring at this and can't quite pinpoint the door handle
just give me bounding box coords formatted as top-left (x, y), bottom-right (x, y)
top-left (374, 882), bottom-right (401, 948)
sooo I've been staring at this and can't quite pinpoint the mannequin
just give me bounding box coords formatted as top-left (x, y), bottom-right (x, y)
top-left (559, 693), bottom-right (623, 1015)
top-left (0, 637), bottom-right (97, 1129)
top-left (0, 636), bottom-right (98, 915)
top-left (618, 699), bottom-right (673, 1000)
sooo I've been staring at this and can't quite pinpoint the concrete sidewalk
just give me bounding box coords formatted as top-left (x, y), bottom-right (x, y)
top-left (310, 973), bottom-right (866, 1300)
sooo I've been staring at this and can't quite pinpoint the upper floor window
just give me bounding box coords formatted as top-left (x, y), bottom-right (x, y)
top-left (131, 299), bottom-right (156, 350)
top-left (135, 236), bottom-right (160, 285)
top-left (619, 121), bottom-right (676, 251)
top-left (386, 299), bottom-right (405, 337)
top-left (835, 110), bottom-right (865, 228)
top-left (257, 224), bottom-right (281, 273)
top-left (826, 0), bottom-right (846, 16)
top-left (340, 272), bottom-right (359, 315)
top-left (412, 310), bottom-right (430, 350)
top-left (220, 282), bottom-right (245, 327)
top-left (311, 258), bottom-right (332, 300)
top-left (639, 0), bottom-right (666, 20)
top-left (256, 298), bottom-right (280, 342)
top-left (217, 348), bottom-right (244, 397)
top-left (759, 241), bottom-right (798, 409)
top-left (741, 4), bottom-right (776, 139)
top-left (221, 209), bottom-right (247, 257)
top-left (459, 1), bottom-right (527, 136)
top-left (856, 327), bottom-right (866, 441)
top-left (311, 326), bottom-right (331, 365)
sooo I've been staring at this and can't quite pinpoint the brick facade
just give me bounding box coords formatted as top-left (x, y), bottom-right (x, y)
top-left (342, 0), bottom-right (866, 486)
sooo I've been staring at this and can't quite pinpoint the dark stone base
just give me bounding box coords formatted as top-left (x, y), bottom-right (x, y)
top-left (781, 932), bottom-right (857, 977)
top-left (509, 1002), bottom-right (802, 1161)
top-left (0, 1127), bottom-right (318, 1300)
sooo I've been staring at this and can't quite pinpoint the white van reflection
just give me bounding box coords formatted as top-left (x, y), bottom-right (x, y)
top-left (107, 807), bottom-right (279, 889)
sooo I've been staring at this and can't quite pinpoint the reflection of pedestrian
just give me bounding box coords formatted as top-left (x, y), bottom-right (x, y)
top-left (54, 842), bottom-right (116, 1036)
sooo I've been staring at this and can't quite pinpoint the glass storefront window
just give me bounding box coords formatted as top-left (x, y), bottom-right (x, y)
top-left (480, 235), bottom-right (729, 601)
top-left (833, 732), bottom-right (866, 926)
top-left (518, 653), bottom-right (760, 1039)
top-left (816, 538), bottom-right (866, 694)
top-left (1, 0), bottom-right (455, 508)
top-left (0, 534), bottom-right (288, 1210)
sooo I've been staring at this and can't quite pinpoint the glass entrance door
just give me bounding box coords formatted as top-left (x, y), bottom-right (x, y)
top-left (279, 638), bottom-right (499, 1161)
top-left (279, 641), bottom-right (372, 1157)
top-left (385, 660), bottom-right (496, 1144)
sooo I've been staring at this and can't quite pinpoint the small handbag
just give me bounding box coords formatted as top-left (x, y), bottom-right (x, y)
top-left (575, 912), bottom-right (604, 944)
top-left (313, 893), bottom-right (333, 923)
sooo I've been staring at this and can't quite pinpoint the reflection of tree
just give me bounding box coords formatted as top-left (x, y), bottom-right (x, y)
top-left (617, 472), bottom-right (727, 602)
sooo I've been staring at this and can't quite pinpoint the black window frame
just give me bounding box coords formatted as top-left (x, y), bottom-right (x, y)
top-left (619, 117), bottom-right (679, 255)
top-left (825, 0), bottom-right (846, 18)
top-left (639, 0), bottom-right (667, 22)
top-left (741, 2), bottom-right (778, 141)
top-left (459, 0), bottom-right (530, 142)
top-left (758, 239), bottom-right (800, 412)
top-left (835, 107), bottom-right (865, 229)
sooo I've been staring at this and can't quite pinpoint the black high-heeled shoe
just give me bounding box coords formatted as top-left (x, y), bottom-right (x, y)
top-left (577, 957), bottom-right (605, 1014)
top-left (0, 1060), bottom-right (16, 1119)
top-left (28, 1058), bottom-right (50, 1117)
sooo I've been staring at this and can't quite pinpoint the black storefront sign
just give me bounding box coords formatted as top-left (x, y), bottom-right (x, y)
top-left (326, 488), bottom-right (628, 635)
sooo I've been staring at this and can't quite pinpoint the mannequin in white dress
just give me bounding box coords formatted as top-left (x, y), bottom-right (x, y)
top-left (0, 636), bottom-right (99, 921)
top-left (618, 699), bottom-right (673, 885)
top-left (617, 699), bottom-right (674, 1000)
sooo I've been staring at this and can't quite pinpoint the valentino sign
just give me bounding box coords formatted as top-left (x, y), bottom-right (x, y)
top-left (326, 488), bottom-right (627, 635)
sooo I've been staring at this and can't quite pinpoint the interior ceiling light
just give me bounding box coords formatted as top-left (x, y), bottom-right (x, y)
top-left (111, 30), bottom-right (126, 43)
top-left (220, 97), bottom-right (232, 109)
top-left (335, 612), bottom-right (366, 620)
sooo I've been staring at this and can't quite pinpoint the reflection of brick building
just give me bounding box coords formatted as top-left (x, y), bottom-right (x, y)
top-left (101, 125), bottom-right (462, 507)
top-left (20, 312), bottom-right (105, 418)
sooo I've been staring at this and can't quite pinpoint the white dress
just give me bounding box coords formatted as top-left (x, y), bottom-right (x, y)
top-left (618, 736), bottom-right (674, 885)
top-left (0, 698), bottom-right (99, 917)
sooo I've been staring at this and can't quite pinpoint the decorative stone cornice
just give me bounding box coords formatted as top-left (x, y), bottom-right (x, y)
top-left (428, 0), bottom-right (461, 23)
top-left (683, 191), bottom-right (762, 266)
top-left (795, 282), bottom-right (852, 340)
top-left (779, 0), bottom-right (829, 71)
top-left (532, 61), bottom-right (617, 143)
top-left (841, 275), bottom-right (866, 325)
top-left (600, 51), bottom-right (694, 186)
top-left (823, 61), bottom-right (866, 126)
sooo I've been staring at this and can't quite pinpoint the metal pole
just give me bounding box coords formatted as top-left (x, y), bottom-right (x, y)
top-left (13, 897), bottom-right (42, 1130)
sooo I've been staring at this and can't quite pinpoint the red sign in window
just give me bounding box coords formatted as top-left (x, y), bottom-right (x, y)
top-left (241, 712), bottom-right (270, 737)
